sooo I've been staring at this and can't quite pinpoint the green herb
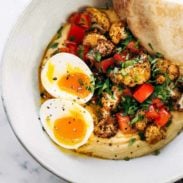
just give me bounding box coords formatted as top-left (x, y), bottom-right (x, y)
top-left (56, 26), bottom-right (63, 38)
top-left (130, 115), bottom-right (144, 125)
top-left (48, 42), bottom-right (59, 49)
top-left (140, 98), bottom-right (152, 110)
top-left (138, 132), bottom-right (146, 141)
top-left (153, 84), bottom-right (170, 102)
top-left (148, 43), bottom-right (154, 51)
top-left (128, 138), bottom-right (136, 146)
top-left (115, 47), bottom-right (123, 53)
top-left (156, 52), bottom-right (164, 58)
top-left (166, 119), bottom-right (172, 127)
top-left (95, 78), bottom-right (112, 95)
top-left (153, 150), bottom-right (160, 156)
top-left (94, 52), bottom-right (102, 62)
top-left (121, 96), bottom-right (138, 116)
top-left (123, 157), bottom-right (130, 161)
top-left (120, 29), bottom-right (135, 48)
top-left (121, 59), bottom-right (138, 68)
top-left (77, 45), bottom-right (84, 59)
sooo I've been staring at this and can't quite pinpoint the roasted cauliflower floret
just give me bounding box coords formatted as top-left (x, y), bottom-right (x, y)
top-left (109, 60), bottom-right (151, 87)
top-left (145, 125), bottom-right (166, 144)
top-left (156, 74), bottom-right (166, 84)
top-left (109, 22), bottom-right (127, 44)
top-left (155, 59), bottom-right (180, 81)
top-left (86, 7), bottom-right (110, 32)
top-left (167, 64), bottom-right (180, 81)
top-left (101, 86), bottom-right (122, 111)
top-left (94, 39), bottom-right (115, 57)
top-left (83, 33), bottom-right (107, 47)
top-left (134, 111), bottom-right (147, 131)
top-left (94, 116), bottom-right (118, 138)
top-left (155, 59), bottom-right (170, 73)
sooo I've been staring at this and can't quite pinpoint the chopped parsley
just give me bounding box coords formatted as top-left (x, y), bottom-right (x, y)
top-left (94, 52), bottom-right (102, 62)
top-left (130, 115), bottom-right (144, 125)
top-left (128, 138), bottom-right (136, 146)
top-left (121, 96), bottom-right (138, 116)
top-left (48, 42), bottom-right (59, 49)
top-left (153, 150), bottom-right (160, 156)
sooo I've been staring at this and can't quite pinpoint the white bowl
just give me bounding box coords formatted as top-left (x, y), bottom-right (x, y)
top-left (1, 0), bottom-right (183, 182)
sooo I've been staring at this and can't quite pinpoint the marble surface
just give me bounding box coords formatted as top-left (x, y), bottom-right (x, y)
top-left (0, 1), bottom-right (65, 183)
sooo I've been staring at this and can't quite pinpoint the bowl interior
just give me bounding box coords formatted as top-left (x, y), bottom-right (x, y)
top-left (2, 0), bottom-right (183, 182)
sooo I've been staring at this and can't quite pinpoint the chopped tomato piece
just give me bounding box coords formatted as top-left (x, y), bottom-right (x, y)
top-left (68, 24), bottom-right (85, 44)
top-left (99, 58), bottom-right (115, 73)
top-left (113, 51), bottom-right (127, 65)
top-left (116, 114), bottom-right (132, 134)
top-left (68, 12), bottom-right (91, 30)
top-left (155, 108), bottom-right (171, 127)
top-left (152, 98), bottom-right (164, 108)
top-left (127, 41), bottom-right (139, 54)
top-left (146, 105), bottom-right (159, 120)
top-left (133, 83), bottom-right (154, 103)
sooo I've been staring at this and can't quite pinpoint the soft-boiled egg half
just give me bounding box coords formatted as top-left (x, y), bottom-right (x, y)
top-left (41, 53), bottom-right (94, 104)
top-left (40, 99), bottom-right (94, 149)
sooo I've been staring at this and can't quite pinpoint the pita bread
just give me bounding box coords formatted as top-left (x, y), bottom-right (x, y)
top-left (113, 0), bottom-right (183, 65)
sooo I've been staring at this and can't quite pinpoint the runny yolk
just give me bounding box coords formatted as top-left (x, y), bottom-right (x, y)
top-left (58, 72), bottom-right (91, 98)
top-left (53, 116), bottom-right (87, 145)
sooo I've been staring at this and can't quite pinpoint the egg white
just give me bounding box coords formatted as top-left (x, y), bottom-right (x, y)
top-left (40, 99), bottom-right (94, 149)
top-left (41, 53), bottom-right (94, 104)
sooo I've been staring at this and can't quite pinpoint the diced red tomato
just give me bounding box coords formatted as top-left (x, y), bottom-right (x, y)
top-left (116, 113), bottom-right (132, 134)
top-left (113, 51), bottom-right (127, 65)
top-left (155, 108), bottom-right (171, 127)
top-left (67, 24), bottom-right (85, 44)
top-left (146, 105), bottom-right (159, 120)
top-left (133, 83), bottom-right (154, 103)
top-left (99, 58), bottom-right (115, 73)
top-left (68, 12), bottom-right (91, 30)
top-left (127, 41), bottom-right (140, 54)
top-left (152, 98), bottom-right (164, 109)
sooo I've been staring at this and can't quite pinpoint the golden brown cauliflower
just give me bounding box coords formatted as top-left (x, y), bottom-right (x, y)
top-left (155, 59), bottom-right (180, 81)
top-left (86, 7), bottom-right (110, 32)
top-left (101, 86), bottom-right (123, 111)
top-left (135, 111), bottom-right (147, 131)
top-left (94, 116), bottom-right (118, 138)
top-left (83, 33), bottom-right (106, 47)
top-left (109, 59), bottom-right (151, 87)
top-left (145, 125), bottom-right (166, 144)
top-left (109, 22), bottom-right (127, 44)
top-left (167, 64), bottom-right (180, 81)
top-left (94, 39), bottom-right (115, 57)
top-left (156, 75), bottom-right (166, 84)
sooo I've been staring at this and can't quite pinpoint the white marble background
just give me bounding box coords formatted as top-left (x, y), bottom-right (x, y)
top-left (0, 0), bottom-right (65, 182)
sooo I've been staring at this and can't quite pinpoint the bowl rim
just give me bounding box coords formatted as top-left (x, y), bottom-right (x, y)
top-left (0, 0), bottom-right (182, 182)
top-left (0, 0), bottom-right (69, 182)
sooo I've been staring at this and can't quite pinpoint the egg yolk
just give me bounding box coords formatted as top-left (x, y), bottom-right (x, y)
top-left (58, 72), bottom-right (91, 98)
top-left (53, 116), bottom-right (87, 145)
